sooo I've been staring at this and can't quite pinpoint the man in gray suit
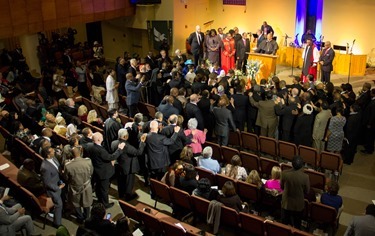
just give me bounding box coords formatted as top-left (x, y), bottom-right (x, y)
top-left (312, 101), bottom-right (331, 152)
top-left (319, 41), bottom-right (335, 83)
top-left (249, 91), bottom-right (278, 138)
top-left (344, 204), bottom-right (375, 236)
top-left (40, 146), bottom-right (65, 227)
top-left (281, 155), bottom-right (310, 229)
top-left (0, 193), bottom-right (40, 236)
top-left (212, 98), bottom-right (237, 146)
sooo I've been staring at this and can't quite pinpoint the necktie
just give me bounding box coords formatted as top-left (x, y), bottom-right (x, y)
top-left (197, 33), bottom-right (201, 45)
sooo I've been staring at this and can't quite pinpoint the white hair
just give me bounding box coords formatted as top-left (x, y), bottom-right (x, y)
top-left (187, 118), bottom-right (198, 130)
top-left (202, 146), bottom-right (213, 158)
top-left (118, 128), bottom-right (129, 138)
top-left (175, 49), bottom-right (181, 55)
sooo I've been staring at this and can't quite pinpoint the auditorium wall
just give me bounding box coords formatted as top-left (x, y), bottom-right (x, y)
top-left (322, 0), bottom-right (375, 55)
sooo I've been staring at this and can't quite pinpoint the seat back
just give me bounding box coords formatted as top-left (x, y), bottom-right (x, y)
top-left (97, 105), bottom-right (108, 119)
top-left (202, 141), bottom-right (222, 162)
top-left (220, 205), bottom-right (239, 227)
top-left (150, 178), bottom-right (171, 205)
top-left (259, 157), bottom-right (280, 178)
top-left (320, 151), bottom-right (342, 172)
top-left (138, 210), bottom-right (163, 234)
top-left (82, 121), bottom-right (104, 134)
top-left (138, 102), bottom-right (149, 118)
top-left (293, 229), bottom-right (315, 236)
top-left (304, 169), bottom-right (326, 191)
top-left (280, 163), bottom-right (293, 171)
top-left (221, 146), bottom-right (240, 164)
top-left (240, 151), bottom-right (260, 172)
top-left (310, 202), bottom-right (337, 226)
top-left (241, 131), bottom-right (259, 152)
top-left (298, 145), bottom-right (319, 168)
top-left (118, 199), bottom-right (141, 223)
top-left (195, 167), bottom-right (216, 186)
top-left (145, 103), bottom-right (157, 119)
top-left (278, 141), bottom-right (297, 162)
top-left (82, 97), bottom-right (93, 111)
top-left (237, 181), bottom-right (260, 203)
top-left (259, 136), bottom-right (278, 158)
top-left (161, 220), bottom-right (187, 236)
top-left (216, 173), bottom-right (236, 190)
top-left (0, 125), bottom-right (12, 140)
top-left (228, 131), bottom-right (242, 148)
top-left (191, 195), bottom-right (210, 218)
top-left (118, 114), bottom-right (132, 125)
top-left (170, 187), bottom-right (192, 211)
top-left (239, 212), bottom-right (265, 236)
top-left (265, 220), bottom-right (293, 236)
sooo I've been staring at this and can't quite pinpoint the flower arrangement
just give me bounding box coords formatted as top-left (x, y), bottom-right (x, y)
top-left (246, 59), bottom-right (263, 80)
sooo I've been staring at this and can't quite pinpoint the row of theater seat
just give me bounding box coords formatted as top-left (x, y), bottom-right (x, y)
top-left (147, 178), bottom-right (339, 236)
top-left (0, 152), bottom-right (54, 229)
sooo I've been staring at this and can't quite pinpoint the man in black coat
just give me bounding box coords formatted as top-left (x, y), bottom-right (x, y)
top-left (361, 89), bottom-right (375, 154)
top-left (232, 84), bottom-right (249, 131)
top-left (275, 96), bottom-right (298, 142)
top-left (161, 115), bottom-right (192, 163)
top-left (188, 25), bottom-right (205, 67)
top-left (85, 132), bottom-right (125, 208)
top-left (103, 109), bottom-right (122, 152)
top-left (236, 32), bottom-right (250, 73)
top-left (198, 90), bottom-right (214, 140)
top-left (112, 129), bottom-right (146, 200)
top-left (319, 41), bottom-right (335, 83)
top-left (145, 120), bottom-right (180, 180)
top-left (186, 94), bottom-right (205, 130)
top-left (158, 96), bottom-right (179, 121)
top-left (212, 98), bottom-right (237, 146)
top-left (343, 104), bottom-right (362, 164)
top-left (116, 58), bottom-right (127, 96)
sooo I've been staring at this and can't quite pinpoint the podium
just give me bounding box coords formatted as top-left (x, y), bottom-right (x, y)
top-left (333, 54), bottom-right (367, 76)
top-left (248, 53), bottom-right (278, 82)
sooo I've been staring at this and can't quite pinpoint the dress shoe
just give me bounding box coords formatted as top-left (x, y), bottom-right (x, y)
top-left (125, 193), bottom-right (138, 201)
top-left (104, 202), bottom-right (114, 209)
top-left (361, 150), bottom-right (373, 154)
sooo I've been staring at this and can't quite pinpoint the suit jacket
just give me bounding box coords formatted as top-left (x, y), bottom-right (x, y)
top-left (186, 102), bottom-right (205, 130)
top-left (312, 109), bottom-right (331, 140)
top-left (250, 97), bottom-right (278, 129)
top-left (293, 114), bottom-right (314, 147)
top-left (188, 32), bottom-right (205, 55)
top-left (111, 140), bottom-right (144, 174)
top-left (0, 203), bottom-right (22, 235)
top-left (125, 80), bottom-right (142, 105)
top-left (345, 112), bottom-right (362, 143)
top-left (161, 125), bottom-right (191, 155)
top-left (40, 159), bottom-right (62, 202)
top-left (275, 103), bottom-right (297, 132)
top-left (64, 157), bottom-right (94, 208)
top-left (212, 106), bottom-right (236, 136)
top-left (146, 132), bottom-right (178, 169)
top-left (127, 66), bottom-right (137, 77)
top-left (319, 48), bottom-right (335, 72)
top-left (363, 99), bottom-right (375, 128)
top-left (232, 93), bottom-right (249, 130)
top-left (145, 56), bottom-right (157, 69)
top-left (281, 168), bottom-right (310, 211)
top-left (158, 103), bottom-right (179, 121)
top-left (103, 118), bottom-right (122, 152)
top-left (84, 143), bottom-right (122, 179)
top-left (236, 38), bottom-right (250, 60)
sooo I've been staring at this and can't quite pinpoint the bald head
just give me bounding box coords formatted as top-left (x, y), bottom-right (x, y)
top-left (92, 132), bottom-right (103, 145)
top-left (190, 94), bottom-right (198, 103)
top-left (150, 120), bottom-right (159, 132)
top-left (196, 25), bottom-right (201, 33)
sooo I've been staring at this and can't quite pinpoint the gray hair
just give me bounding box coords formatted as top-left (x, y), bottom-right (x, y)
top-left (175, 49), bottom-right (181, 55)
top-left (118, 128), bottom-right (129, 139)
top-left (187, 118), bottom-right (198, 130)
top-left (202, 146), bottom-right (213, 158)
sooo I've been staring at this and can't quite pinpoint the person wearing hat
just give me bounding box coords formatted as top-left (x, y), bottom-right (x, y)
top-left (293, 104), bottom-right (314, 147)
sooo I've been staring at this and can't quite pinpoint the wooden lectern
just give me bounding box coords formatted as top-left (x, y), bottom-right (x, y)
top-left (248, 53), bottom-right (278, 82)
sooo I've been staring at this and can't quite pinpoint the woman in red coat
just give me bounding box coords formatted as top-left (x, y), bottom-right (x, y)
top-left (221, 33), bottom-right (236, 74)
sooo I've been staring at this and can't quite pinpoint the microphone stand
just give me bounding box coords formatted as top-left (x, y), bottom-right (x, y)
top-left (348, 40), bottom-right (355, 83)
top-left (318, 36), bottom-right (324, 80)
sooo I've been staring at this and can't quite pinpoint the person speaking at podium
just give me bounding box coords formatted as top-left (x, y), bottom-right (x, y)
top-left (255, 33), bottom-right (278, 55)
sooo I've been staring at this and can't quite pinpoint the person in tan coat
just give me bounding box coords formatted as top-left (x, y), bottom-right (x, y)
top-left (64, 147), bottom-right (94, 223)
top-left (249, 91), bottom-right (278, 138)
top-left (312, 101), bottom-right (331, 152)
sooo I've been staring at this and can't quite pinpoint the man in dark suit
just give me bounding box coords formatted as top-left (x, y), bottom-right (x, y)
top-left (40, 146), bottom-right (65, 227)
top-left (85, 132), bottom-right (125, 208)
top-left (158, 96), bottom-right (179, 121)
top-left (232, 84), bottom-right (249, 131)
top-left (212, 98), bottom-right (237, 146)
top-left (112, 129), bottom-right (146, 200)
top-left (127, 58), bottom-right (138, 78)
top-left (343, 104), bottom-right (362, 164)
top-left (186, 94), bottom-right (205, 131)
top-left (145, 51), bottom-right (156, 70)
top-left (249, 91), bottom-right (278, 138)
top-left (173, 49), bottom-right (187, 67)
top-left (188, 25), bottom-right (205, 67)
top-left (275, 96), bottom-right (298, 142)
top-left (125, 73), bottom-right (144, 118)
top-left (145, 120), bottom-right (180, 180)
top-left (236, 32), bottom-right (250, 73)
top-left (103, 109), bottom-right (122, 152)
top-left (362, 89), bottom-right (375, 154)
top-left (281, 155), bottom-right (310, 229)
top-left (319, 41), bottom-right (335, 83)
top-left (161, 115), bottom-right (191, 163)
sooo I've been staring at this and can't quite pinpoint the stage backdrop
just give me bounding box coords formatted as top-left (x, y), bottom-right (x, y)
top-left (147, 20), bottom-right (173, 51)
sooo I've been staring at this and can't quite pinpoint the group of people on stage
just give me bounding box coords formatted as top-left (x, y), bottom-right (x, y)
top-left (188, 21), bottom-right (276, 75)
top-left (188, 22), bottom-right (335, 85)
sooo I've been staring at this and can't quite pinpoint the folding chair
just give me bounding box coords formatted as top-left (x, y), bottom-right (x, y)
top-left (138, 210), bottom-right (164, 235)
top-left (118, 199), bottom-right (141, 223)
top-left (265, 220), bottom-right (293, 236)
top-left (259, 136), bottom-right (278, 160)
top-left (150, 178), bottom-right (171, 209)
top-left (239, 212), bottom-right (265, 236)
top-left (195, 167), bottom-right (216, 186)
top-left (170, 187), bottom-right (193, 217)
top-left (320, 151), bottom-right (343, 175)
top-left (145, 103), bottom-right (157, 118)
top-left (298, 145), bottom-right (319, 169)
top-left (241, 131), bottom-right (259, 153)
top-left (220, 205), bottom-right (240, 228)
top-left (240, 151), bottom-right (260, 172)
top-left (304, 169), bottom-right (326, 191)
top-left (310, 202), bottom-right (338, 233)
top-left (228, 131), bottom-right (242, 148)
top-left (161, 220), bottom-right (187, 236)
top-left (236, 181), bottom-right (260, 203)
top-left (278, 141), bottom-right (298, 162)
top-left (215, 173), bottom-right (236, 190)
top-left (221, 146), bottom-right (240, 164)
top-left (260, 157), bottom-right (280, 178)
